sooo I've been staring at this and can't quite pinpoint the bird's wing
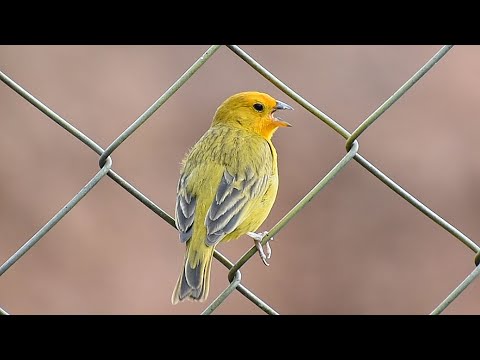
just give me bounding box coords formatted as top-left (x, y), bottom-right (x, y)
top-left (175, 173), bottom-right (196, 243)
top-left (204, 167), bottom-right (270, 246)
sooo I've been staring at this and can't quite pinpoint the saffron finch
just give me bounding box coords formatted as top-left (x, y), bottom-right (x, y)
top-left (172, 91), bottom-right (293, 304)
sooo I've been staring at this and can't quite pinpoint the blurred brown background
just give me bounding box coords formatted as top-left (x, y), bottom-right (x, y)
top-left (0, 45), bottom-right (479, 315)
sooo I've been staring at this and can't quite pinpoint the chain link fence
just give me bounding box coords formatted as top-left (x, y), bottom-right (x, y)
top-left (1, 45), bottom-right (478, 315)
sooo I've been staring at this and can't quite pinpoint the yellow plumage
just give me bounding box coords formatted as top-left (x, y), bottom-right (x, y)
top-left (172, 91), bottom-right (293, 304)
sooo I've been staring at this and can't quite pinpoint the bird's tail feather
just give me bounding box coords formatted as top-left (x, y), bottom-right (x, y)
top-left (171, 241), bottom-right (214, 304)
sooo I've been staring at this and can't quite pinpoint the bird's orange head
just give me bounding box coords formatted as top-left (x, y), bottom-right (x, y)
top-left (212, 91), bottom-right (293, 140)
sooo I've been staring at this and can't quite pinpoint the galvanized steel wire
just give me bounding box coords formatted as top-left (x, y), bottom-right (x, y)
top-left (1, 45), bottom-right (478, 315)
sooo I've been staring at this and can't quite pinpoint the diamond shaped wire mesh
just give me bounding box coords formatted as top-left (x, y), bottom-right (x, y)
top-left (1, 45), bottom-right (478, 315)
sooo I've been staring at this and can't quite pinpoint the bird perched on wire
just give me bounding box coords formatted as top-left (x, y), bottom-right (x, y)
top-left (172, 91), bottom-right (293, 304)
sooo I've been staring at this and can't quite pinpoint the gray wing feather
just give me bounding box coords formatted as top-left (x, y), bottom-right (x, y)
top-left (175, 167), bottom-right (270, 246)
top-left (205, 169), bottom-right (269, 247)
top-left (175, 174), bottom-right (196, 243)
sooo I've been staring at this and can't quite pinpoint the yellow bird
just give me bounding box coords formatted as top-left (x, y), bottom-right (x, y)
top-left (172, 91), bottom-right (293, 304)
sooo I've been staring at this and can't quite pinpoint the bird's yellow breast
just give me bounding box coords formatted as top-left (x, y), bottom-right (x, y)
top-left (181, 124), bottom-right (278, 245)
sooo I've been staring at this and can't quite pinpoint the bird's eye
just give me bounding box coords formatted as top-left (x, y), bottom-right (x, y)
top-left (253, 103), bottom-right (264, 112)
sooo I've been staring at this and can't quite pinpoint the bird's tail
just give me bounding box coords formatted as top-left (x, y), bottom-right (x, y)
top-left (171, 241), bottom-right (214, 304)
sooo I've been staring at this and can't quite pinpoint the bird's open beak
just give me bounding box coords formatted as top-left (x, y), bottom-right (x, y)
top-left (275, 100), bottom-right (294, 111)
top-left (272, 100), bottom-right (294, 127)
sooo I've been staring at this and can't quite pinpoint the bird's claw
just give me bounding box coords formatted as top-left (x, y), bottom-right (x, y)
top-left (247, 231), bottom-right (273, 266)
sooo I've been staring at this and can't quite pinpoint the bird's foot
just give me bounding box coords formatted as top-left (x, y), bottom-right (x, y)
top-left (247, 231), bottom-right (273, 266)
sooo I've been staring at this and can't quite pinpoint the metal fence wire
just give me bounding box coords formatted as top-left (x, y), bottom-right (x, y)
top-left (1, 45), bottom-right (479, 315)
